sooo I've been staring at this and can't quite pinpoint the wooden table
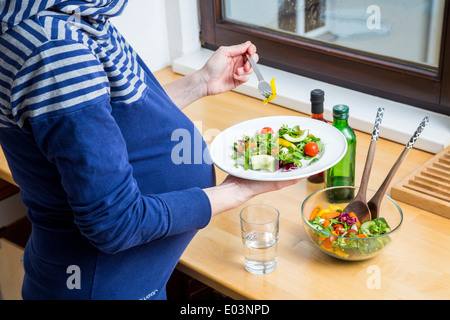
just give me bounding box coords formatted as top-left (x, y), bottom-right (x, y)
top-left (0, 150), bottom-right (15, 186)
top-left (1, 68), bottom-right (449, 300)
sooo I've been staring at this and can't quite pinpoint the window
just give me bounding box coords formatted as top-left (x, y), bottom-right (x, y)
top-left (200, 0), bottom-right (450, 115)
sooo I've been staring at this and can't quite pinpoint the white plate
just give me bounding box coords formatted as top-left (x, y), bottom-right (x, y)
top-left (209, 116), bottom-right (348, 181)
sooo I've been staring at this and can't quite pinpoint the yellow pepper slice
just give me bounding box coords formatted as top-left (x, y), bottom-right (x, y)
top-left (263, 78), bottom-right (277, 104)
top-left (318, 208), bottom-right (330, 217)
top-left (329, 205), bottom-right (344, 213)
top-left (275, 137), bottom-right (296, 149)
top-left (319, 244), bottom-right (349, 258)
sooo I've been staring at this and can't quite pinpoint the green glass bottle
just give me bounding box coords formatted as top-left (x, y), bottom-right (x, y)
top-left (325, 104), bottom-right (356, 202)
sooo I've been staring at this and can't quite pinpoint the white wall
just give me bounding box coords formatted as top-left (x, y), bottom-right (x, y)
top-left (111, 0), bottom-right (201, 72)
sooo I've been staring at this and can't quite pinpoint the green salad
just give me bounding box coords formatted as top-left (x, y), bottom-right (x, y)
top-left (232, 125), bottom-right (323, 173)
top-left (307, 205), bottom-right (392, 259)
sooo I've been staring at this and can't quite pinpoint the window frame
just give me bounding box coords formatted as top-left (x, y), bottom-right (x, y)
top-left (199, 0), bottom-right (450, 116)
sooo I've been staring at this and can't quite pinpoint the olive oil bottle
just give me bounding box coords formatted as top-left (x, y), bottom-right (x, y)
top-left (325, 104), bottom-right (356, 202)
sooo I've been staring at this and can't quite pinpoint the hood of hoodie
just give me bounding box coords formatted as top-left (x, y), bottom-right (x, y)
top-left (0, 0), bottom-right (128, 35)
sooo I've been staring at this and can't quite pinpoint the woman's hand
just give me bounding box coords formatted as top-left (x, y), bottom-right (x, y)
top-left (163, 41), bottom-right (258, 109)
top-left (199, 41), bottom-right (258, 96)
top-left (203, 175), bottom-right (301, 217)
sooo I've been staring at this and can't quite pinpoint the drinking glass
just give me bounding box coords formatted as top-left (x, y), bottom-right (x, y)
top-left (240, 204), bottom-right (279, 275)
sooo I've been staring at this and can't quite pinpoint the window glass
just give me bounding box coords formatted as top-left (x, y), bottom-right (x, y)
top-left (222, 0), bottom-right (445, 70)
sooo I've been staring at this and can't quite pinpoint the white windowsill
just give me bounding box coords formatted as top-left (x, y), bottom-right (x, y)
top-left (172, 48), bottom-right (450, 154)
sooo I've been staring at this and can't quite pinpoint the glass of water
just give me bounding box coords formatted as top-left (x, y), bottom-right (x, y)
top-left (240, 204), bottom-right (279, 275)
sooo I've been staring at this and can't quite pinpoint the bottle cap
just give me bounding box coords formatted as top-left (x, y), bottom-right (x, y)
top-left (333, 104), bottom-right (349, 119)
top-left (310, 89), bottom-right (324, 114)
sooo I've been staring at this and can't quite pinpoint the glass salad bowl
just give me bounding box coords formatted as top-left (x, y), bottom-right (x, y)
top-left (301, 186), bottom-right (403, 261)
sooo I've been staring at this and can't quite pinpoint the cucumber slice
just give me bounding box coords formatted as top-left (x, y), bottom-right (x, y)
top-left (250, 155), bottom-right (277, 173)
top-left (282, 129), bottom-right (309, 143)
top-left (360, 220), bottom-right (376, 236)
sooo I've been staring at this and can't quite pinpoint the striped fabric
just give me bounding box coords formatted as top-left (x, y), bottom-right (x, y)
top-left (0, 0), bottom-right (147, 129)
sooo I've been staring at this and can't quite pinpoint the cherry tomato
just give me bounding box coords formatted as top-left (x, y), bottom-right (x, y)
top-left (304, 142), bottom-right (319, 157)
top-left (323, 237), bottom-right (333, 248)
top-left (346, 229), bottom-right (357, 237)
top-left (260, 127), bottom-right (274, 135)
top-left (333, 223), bottom-right (345, 235)
top-left (323, 234), bottom-right (337, 248)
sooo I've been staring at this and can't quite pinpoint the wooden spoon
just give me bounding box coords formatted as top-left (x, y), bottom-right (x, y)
top-left (368, 116), bottom-right (429, 218)
top-left (343, 107), bottom-right (384, 223)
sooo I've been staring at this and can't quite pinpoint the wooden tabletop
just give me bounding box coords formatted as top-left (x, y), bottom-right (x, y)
top-left (1, 67), bottom-right (449, 300)
top-left (0, 150), bottom-right (15, 186)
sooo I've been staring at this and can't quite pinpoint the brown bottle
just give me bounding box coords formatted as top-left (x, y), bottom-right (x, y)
top-left (307, 89), bottom-right (327, 184)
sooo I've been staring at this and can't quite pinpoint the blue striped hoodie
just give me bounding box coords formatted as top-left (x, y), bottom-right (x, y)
top-left (0, 0), bottom-right (215, 299)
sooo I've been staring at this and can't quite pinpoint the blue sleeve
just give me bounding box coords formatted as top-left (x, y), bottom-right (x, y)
top-left (29, 99), bottom-right (212, 254)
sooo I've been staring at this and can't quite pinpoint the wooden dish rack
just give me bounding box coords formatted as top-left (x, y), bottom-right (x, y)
top-left (391, 145), bottom-right (450, 219)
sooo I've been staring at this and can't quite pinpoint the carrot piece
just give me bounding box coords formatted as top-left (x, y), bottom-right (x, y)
top-left (349, 212), bottom-right (361, 226)
top-left (356, 234), bottom-right (366, 238)
top-left (323, 219), bottom-right (331, 227)
top-left (320, 211), bottom-right (341, 220)
top-left (309, 205), bottom-right (322, 220)
top-left (271, 148), bottom-right (280, 156)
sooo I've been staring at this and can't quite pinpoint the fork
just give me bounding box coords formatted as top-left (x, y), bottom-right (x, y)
top-left (246, 54), bottom-right (272, 98)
